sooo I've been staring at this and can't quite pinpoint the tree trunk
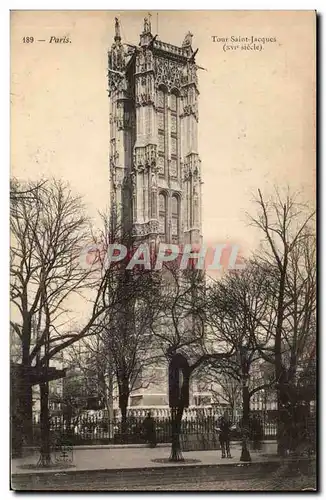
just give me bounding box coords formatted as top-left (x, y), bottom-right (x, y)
top-left (120, 402), bottom-right (128, 437)
top-left (169, 406), bottom-right (184, 462)
top-left (20, 367), bottom-right (33, 448)
top-left (240, 379), bottom-right (251, 462)
top-left (277, 370), bottom-right (292, 456)
top-left (118, 381), bottom-right (129, 442)
top-left (37, 381), bottom-right (52, 466)
top-left (274, 269), bottom-right (288, 456)
top-left (21, 319), bottom-right (33, 447)
top-left (232, 401), bottom-right (237, 423)
top-left (106, 366), bottom-right (114, 439)
top-left (11, 364), bottom-right (29, 457)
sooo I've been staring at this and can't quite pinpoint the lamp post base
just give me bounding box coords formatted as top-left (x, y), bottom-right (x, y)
top-left (240, 446), bottom-right (252, 462)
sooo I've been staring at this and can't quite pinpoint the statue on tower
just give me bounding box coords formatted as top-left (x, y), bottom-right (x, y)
top-left (114, 17), bottom-right (121, 43)
top-left (143, 14), bottom-right (152, 34)
top-left (182, 31), bottom-right (193, 47)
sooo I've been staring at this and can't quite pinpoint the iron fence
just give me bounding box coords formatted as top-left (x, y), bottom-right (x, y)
top-left (31, 414), bottom-right (283, 446)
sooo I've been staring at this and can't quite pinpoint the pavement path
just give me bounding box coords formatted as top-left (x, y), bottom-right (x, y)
top-left (11, 442), bottom-right (317, 491)
top-left (12, 441), bottom-right (278, 475)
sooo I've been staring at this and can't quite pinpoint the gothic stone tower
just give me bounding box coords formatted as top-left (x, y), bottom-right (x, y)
top-left (108, 16), bottom-right (202, 249)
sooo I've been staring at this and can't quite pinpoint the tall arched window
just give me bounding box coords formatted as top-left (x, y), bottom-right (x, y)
top-left (170, 91), bottom-right (179, 179)
top-left (157, 87), bottom-right (167, 177)
top-left (171, 194), bottom-right (179, 243)
top-left (159, 192), bottom-right (167, 242)
top-left (151, 190), bottom-right (157, 219)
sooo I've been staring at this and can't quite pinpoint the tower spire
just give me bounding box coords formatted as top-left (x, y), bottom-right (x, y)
top-left (114, 17), bottom-right (121, 43)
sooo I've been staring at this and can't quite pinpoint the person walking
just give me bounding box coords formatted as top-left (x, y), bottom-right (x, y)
top-left (142, 412), bottom-right (157, 448)
top-left (250, 413), bottom-right (263, 451)
top-left (216, 413), bottom-right (235, 458)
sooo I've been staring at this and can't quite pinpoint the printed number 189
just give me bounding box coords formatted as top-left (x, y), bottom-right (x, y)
top-left (23, 37), bottom-right (34, 43)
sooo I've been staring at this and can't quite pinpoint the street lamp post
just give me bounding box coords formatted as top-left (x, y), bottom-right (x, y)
top-left (38, 323), bottom-right (52, 467)
top-left (239, 346), bottom-right (251, 462)
top-left (168, 353), bottom-right (190, 462)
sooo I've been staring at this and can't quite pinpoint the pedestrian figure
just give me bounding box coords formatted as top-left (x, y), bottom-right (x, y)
top-left (250, 413), bottom-right (263, 451)
top-left (216, 413), bottom-right (234, 458)
top-left (142, 412), bottom-right (157, 448)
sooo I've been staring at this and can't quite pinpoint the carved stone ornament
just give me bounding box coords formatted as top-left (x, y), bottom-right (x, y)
top-left (143, 16), bottom-right (151, 34)
top-left (170, 158), bottom-right (177, 178)
top-left (145, 144), bottom-right (157, 166)
top-left (171, 137), bottom-right (177, 155)
top-left (145, 50), bottom-right (154, 70)
top-left (108, 39), bottom-right (127, 94)
top-left (109, 150), bottom-right (119, 169)
top-left (193, 163), bottom-right (199, 178)
top-left (158, 155), bottom-right (165, 175)
top-left (136, 92), bottom-right (154, 107)
top-left (187, 63), bottom-right (198, 85)
top-left (108, 70), bottom-right (127, 95)
top-left (130, 172), bottom-right (137, 194)
top-left (170, 115), bottom-right (177, 133)
top-left (157, 111), bottom-right (164, 130)
top-left (117, 111), bottom-right (133, 130)
top-left (158, 133), bottom-right (164, 152)
top-left (109, 45), bottom-right (125, 72)
top-left (133, 220), bottom-right (159, 236)
top-left (183, 154), bottom-right (201, 181)
top-left (137, 52), bottom-right (146, 73)
top-left (182, 103), bottom-right (198, 120)
top-left (112, 167), bottom-right (124, 189)
top-left (155, 58), bottom-right (183, 91)
top-left (133, 145), bottom-right (157, 171)
top-left (183, 163), bottom-right (191, 182)
top-left (151, 170), bottom-right (158, 187)
top-left (182, 31), bottom-right (193, 48)
top-left (136, 49), bottom-right (154, 74)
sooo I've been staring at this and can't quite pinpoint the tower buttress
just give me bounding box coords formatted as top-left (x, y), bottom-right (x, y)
top-left (108, 17), bottom-right (134, 236)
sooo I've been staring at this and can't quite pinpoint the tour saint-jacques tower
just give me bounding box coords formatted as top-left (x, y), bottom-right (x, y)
top-left (107, 16), bottom-right (205, 407)
top-left (108, 16), bottom-right (202, 249)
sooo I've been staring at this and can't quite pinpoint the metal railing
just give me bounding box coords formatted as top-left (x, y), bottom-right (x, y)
top-left (30, 414), bottom-right (284, 446)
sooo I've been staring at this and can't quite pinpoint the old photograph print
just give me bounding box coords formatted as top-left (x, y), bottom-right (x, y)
top-left (10, 10), bottom-right (316, 491)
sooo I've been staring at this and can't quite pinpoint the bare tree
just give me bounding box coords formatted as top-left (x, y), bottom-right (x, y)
top-left (204, 371), bottom-right (242, 421)
top-left (206, 259), bottom-right (276, 461)
top-left (10, 179), bottom-right (144, 463)
top-left (10, 177), bottom-right (46, 208)
top-left (67, 283), bottom-right (161, 441)
top-left (248, 187), bottom-right (316, 455)
top-left (11, 178), bottom-right (93, 460)
top-left (64, 338), bottom-right (115, 427)
top-left (50, 370), bottom-right (92, 433)
top-left (99, 286), bottom-right (161, 437)
top-left (151, 262), bottom-right (234, 461)
top-left (282, 233), bottom-right (316, 387)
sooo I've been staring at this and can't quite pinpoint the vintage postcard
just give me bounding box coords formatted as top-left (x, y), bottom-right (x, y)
top-left (10, 10), bottom-right (316, 491)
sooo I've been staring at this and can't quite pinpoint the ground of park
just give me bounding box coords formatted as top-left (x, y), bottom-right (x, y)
top-left (11, 441), bottom-right (317, 491)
